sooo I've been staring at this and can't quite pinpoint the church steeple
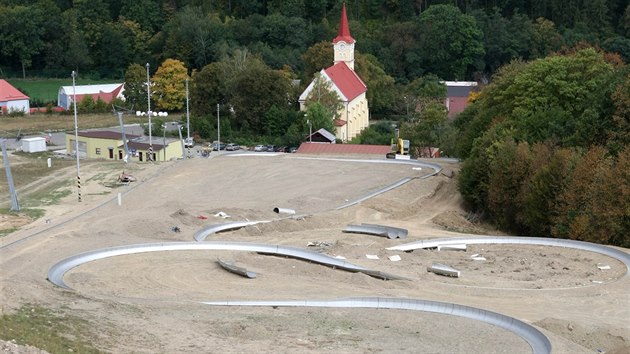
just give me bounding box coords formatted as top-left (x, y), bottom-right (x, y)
top-left (333, 3), bottom-right (355, 70)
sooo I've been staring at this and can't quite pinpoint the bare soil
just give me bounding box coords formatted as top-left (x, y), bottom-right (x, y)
top-left (1, 153), bottom-right (628, 354)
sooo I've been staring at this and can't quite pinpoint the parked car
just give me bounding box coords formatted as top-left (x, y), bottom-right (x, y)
top-left (254, 144), bottom-right (266, 152)
top-left (211, 142), bottom-right (226, 151)
top-left (266, 145), bottom-right (276, 152)
top-left (225, 143), bottom-right (240, 151)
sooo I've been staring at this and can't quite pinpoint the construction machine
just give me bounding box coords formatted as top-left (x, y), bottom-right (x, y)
top-left (386, 137), bottom-right (410, 159)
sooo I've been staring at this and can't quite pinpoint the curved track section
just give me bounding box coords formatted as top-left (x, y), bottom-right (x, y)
top-left (193, 221), bottom-right (270, 242)
top-left (47, 241), bottom-right (404, 289)
top-left (387, 236), bottom-right (630, 277)
top-left (201, 297), bottom-right (551, 354)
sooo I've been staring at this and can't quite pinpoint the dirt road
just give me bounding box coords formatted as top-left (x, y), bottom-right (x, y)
top-left (1, 154), bottom-right (628, 353)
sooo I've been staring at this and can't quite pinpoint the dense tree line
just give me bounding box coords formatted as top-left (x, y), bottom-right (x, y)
top-left (1, 0), bottom-right (628, 85)
top-left (456, 48), bottom-right (630, 247)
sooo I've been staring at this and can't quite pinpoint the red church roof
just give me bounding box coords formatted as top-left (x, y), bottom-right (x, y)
top-left (324, 62), bottom-right (367, 102)
top-left (332, 3), bottom-right (354, 44)
top-left (0, 79), bottom-right (29, 101)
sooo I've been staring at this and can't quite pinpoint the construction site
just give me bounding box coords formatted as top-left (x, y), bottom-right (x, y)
top-left (1, 152), bottom-right (628, 354)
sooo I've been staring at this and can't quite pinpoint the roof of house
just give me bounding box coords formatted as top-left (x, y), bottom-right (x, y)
top-left (125, 141), bottom-right (166, 151)
top-left (442, 81), bottom-right (478, 97)
top-left (0, 79), bottom-right (29, 101)
top-left (59, 83), bottom-right (124, 96)
top-left (76, 130), bottom-right (139, 140)
top-left (332, 3), bottom-right (355, 44)
top-left (310, 128), bottom-right (337, 142)
top-left (323, 62), bottom-right (367, 102)
top-left (296, 142), bottom-right (391, 155)
top-left (334, 119), bottom-right (347, 127)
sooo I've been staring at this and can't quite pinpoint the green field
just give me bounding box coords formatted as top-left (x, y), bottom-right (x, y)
top-left (7, 78), bottom-right (119, 105)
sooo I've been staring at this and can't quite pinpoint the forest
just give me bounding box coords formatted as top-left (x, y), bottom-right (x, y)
top-left (1, 0), bottom-right (629, 246)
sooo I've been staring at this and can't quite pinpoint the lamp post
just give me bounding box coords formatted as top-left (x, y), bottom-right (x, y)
top-left (306, 114), bottom-right (311, 142)
top-left (185, 79), bottom-right (190, 144)
top-left (145, 63), bottom-right (153, 158)
top-left (72, 70), bottom-right (81, 202)
top-left (216, 103), bottom-right (220, 153)
top-left (404, 96), bottom-right (409, 119)
top-left (162, 124), bottom-right (166, 161)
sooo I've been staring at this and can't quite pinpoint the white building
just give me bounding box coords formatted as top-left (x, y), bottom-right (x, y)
top-left (0, 79), bottom-right (30, 114)
top-left (57, 83), bottom-right (125, 110)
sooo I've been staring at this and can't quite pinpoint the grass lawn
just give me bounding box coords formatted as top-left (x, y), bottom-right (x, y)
top-left (7, 78), bottom-right (119, 105)
top-left (0, 304), bottom-right (104, 353)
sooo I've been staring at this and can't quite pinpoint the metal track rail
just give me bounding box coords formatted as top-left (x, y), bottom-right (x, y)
top-left (201, 297), bottom-right (552, 354)
top-left (47, 241), bottom-right (405, 289)
top-left (387, 236), bottom-right (630, 277)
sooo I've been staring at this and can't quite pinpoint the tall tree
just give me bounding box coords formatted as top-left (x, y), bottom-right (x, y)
top-left (123, 63), bottom-right (150, 111)
top-left (354, 53), bottom-right (396, 115)
top-left (0, 5), bottom-right (46, 77)
top-left (152, 59), bottom-right (189, 111)
top-left (119, 0), bottom-right (163, 32)
top-left (303, 72), bottom-right (343, 121)
top-left (302, 41), bottom-right (334, 80)
top-left (415, 4), bottom-right (485, 80)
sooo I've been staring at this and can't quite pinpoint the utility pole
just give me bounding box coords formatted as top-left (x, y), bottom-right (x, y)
top-left (146, 63), bottom-right (153, 160)
top-left (117, 112), bottom-right (129, 163)
top-left (217, 103), bottom-right (220, 152)
top-left (72, 70), bottom-right (81, 202)
top-left (1, 139), bottom-right (19, 211)
top-left (186, 79), bottom-right (190, 142)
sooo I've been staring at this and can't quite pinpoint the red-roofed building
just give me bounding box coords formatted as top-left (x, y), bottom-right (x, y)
top-left (0, 79), bottom-right (30, 114)
top-left (57, 83), bottom-right (125, 110)
top-left (443, 81), bottom-right (478, 119)
top-left (299, 3), bottom-right (369, 142)
top-left (296, 142), bottom-right (390, 156)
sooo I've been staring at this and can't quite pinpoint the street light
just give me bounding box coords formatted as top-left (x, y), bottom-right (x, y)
top-left (216, 103), bottom-right (220, 153)
top-left (162, 124), bottom-right (166, 161)
top-left (145, 63), bottom-right (153, 159)
top-left (306, 113), bottom-right (312, 142)
top-left (136, 109), bottom-right (167, 162)
top-left (185, 79), bottom-right (191, 146)
top-left (72, 70), bottom-right (81, 202)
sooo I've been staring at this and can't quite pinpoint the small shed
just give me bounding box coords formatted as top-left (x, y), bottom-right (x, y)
top-left (22, 137), bottom-right (47, 153)
top-left (307, 128), bottom-right (337, 143)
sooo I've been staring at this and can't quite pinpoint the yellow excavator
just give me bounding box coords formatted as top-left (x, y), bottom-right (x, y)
top-left (386, 137), bottom-right (410, 159)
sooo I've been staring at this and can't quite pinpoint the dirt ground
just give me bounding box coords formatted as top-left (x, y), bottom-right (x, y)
top-left (1, 153), bottom-right (628, 353)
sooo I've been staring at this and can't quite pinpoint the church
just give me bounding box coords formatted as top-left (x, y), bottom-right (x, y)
top-left (298, 4), bottom-right (369, 142)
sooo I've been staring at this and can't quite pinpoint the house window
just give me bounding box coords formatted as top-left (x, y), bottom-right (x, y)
top-left (95, 148), bottom-right (101, 155)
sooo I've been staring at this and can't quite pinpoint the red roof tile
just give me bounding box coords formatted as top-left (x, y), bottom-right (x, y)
top-left (0, 79), bottom-right (29, 101)
top-left (334, 119), bottom-right (347, 126)
top-left (333, 3), bottom-right (355, 44)
top-left (296, 142), bottom-right (391, 155)
top-left (325, 62), bottom-right (366, 101)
